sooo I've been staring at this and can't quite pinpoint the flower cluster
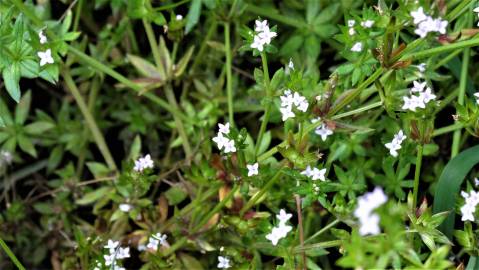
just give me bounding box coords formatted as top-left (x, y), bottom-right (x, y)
top-left (265, 209), bottom-right (293, 246)
top-left (146, 233), bottom-right (168, 251)
top-left (384, 130), bottom-right (407, 157)
top-left (279, 89), bottom-right (309, 121)
top-left (37, 30), bottom-right (54, 66)
top-left (250, 20), bottom-right (277, 52)
top-left (460, 189), bottom-right (479, 222)
top-left (312, 117), bottom-right (333, 141)
top-left (410, 7), bottom-right (448, 38)
top-left (301, 165), bottom-right (326, 181)
top-left (347, 18), bottom-right (374, 52)
top-left (212, 123), bottom-right (236, 154)
top-left (353, 187), bottom-right (388, 235)
top-left (133, 154), bottom-right (154, 172)
top-left (402, 80), bottom-right (437, 112)
top-left (247, 162), bottom-right (259, 176)
top-left (98, 240), bottom-right (130, 270)
top-left (217, 256), bottom-right (231, 269)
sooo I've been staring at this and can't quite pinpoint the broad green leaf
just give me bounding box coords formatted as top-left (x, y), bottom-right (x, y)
top-left (314, 3), bottom-right (340, 25)
top-left (466, 256), bottom-right (479, 270)
top-left (127, 54), bottom-right (161, 78)
top-left (17, 135), bottom-right (36, 157)
top-left (24, 121), bottom-right (55, 134)
top-left (432, 145), bottom-right (479, 238)
top-left (305, 35), bottom-right (320, 58)
top-left (185, 0), bottom-right (202, 34)
top-left (165, 186), bottom-right (187, 205)
top-left (127, 0), bottom-right (147, 18)
top-left (86, 162), bottom-right (111, 178)
top-left (76, 186), bottom-right (114, 205)
top-left (3, 63), bottom-right (21, 102)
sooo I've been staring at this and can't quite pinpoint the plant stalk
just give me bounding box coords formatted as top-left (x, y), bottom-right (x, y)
top-left (255, 52), bottom-right (272, 156)
top-left (412, 145), bottom-right (424, 210)
top-left (224, 22), bottom-right (235, 126)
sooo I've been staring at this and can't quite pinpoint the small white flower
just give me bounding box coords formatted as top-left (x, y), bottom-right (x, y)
top-left (288, 58), bottom-right (294, 70)
top-left (416, 63), bottom-right (426, 73)
top-left (474, 92), bottom-right (479, 104)
top-left (104, 240), bottom-right (119, 252)
top-left (301, 166), bottom-right (326, 181)
top-left (251, 35), bottom-right (265, 52)
top-left (38, 30), bottom-right (47, 44)
top-left (134, 154), bottom-right (154, 172)
top-left (38, 49), bottom-right (54, 66)
top-left (218, 123), bottom-right (230, 134)
top-left (176, 14), bottom-right (183, 20)
top-left (276, 209), bottom-right (292, 225)
top-left (258, 27), bottom-right (277, 44)
top-left (119, 204), bottom-right (132, 212)
top-left (420, 87), bottom-right (436, 103)
top-left (213, 132), bottom-right (229, 150)
top-left (314, 123), bottom-right (333, 141)
top-left (351, 42), bottom-right (363, 52)
top-left (432, 18), bottom-right (448, 34)
top-left (358, 213), bottom-right (381, 235)
top-left (255, 20), bottom-right (268, 32)
top-left (223, 139), bottom-right (236, 153)
top-left (354, 187), bottom-right (387, 236)
top-left (348, 20), bottom-right (356, 27)
top-left (117, 247), bottom-right (130, 259)
top-left (411, 7), bottom-right (427, 24)
top-left (475, 178), bottom-right (479, 186)
top-left (410, 81), bottom-right (426, 93)
top-left (348, 27), bottom-right (356, 36)
top-left (473, 7), bottom-right (479, 14)
top-left (385, 130), bottom-right (406, 157)
top-left (280, 106), bottom-right (295, 121)
top-left (361, 20), bottom-right (374, 28)
top-left (266, 224), bottom-right (292, 246)
top-left (247, 162), bottom-right (259, 176)
top-left (218, 256), bottom-right (231, 269)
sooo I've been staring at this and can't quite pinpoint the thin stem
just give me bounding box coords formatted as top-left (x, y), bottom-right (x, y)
top-left (142, 19), bottom-right (165, 76)
top-left (191, 18), bottom-right (217, 71)
top-left (403, 37), bottom-right (479, 61)
top-left (0, 238), bottom-right (25, 270)
top-left (432, 123), bottom-right (463, 137)
top-left (295, 195), bottom-right (306, 270)
top-left (164, 85), bottom-right (193, 157)
top-left (62, 69), bottom-right (117, 171)
top-left (224, 22), bottom-right (235, 126)
top-left (331, 101), bottom-right (383, 120)
top-left (240, 169), bottom-right (282, 216)
top-left (412, 145), bottom-right (424, 210)
top-left (451, 9), bottom-right (472, 157)
top-left (255, 52), bottom-right (272, 156)
top-left (304, 219), bottom-right (340, 244)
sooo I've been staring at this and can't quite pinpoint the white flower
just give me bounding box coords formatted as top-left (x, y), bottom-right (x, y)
top-left (276, 209), bottom-right (292, 225)
top-left (280, 106), bottom-right (295, 121)
top-left (213, 132), bottom-right (228, 150)
top-left (416, 63), bottom-right (426, 73)
top-left (218, 123), bottom-right (230, 134)
top-left (255, 20), bottom-right (268, 32)
top-left (461, 189), bottom-right (479, 222)
top-left (354, 187), bottom-right (387, 236)
top-left (348, 27), bottom-right (356, 36)
top-left (258, 27), bottom-right (277, 44)
top-left (385, 130), bottom-right (406, 157)
top-left (247, 162), bottom-right (259, 176)
top-left (134, 154), bottom-right (154, 172)
top-left (301, 166), bottom-right (326, 181)
top-left (361, 20), bottom-right (374, 28)
top-left (292, 92), bottom-right (309, 112)
top-left (146, 233), bottom-right (167, 251)
top-left (411, 7), bottom-right (427, 24)
top-left (117, 247), bottom-right (130, 259)
top-left (288, 58), bottom-right (294, 70)
top-left (432, 18), bottom-right (448, 34)
top-left (38, 49), bottom-right (54, 66)
top-left (176, 14), bottom-right (183, 20)
top-left (266, 224), bottom-right (292, 246)
top-left (351, 42), bottom-right (363, 52)
top-left (348, 20), bottom-right (355, 27)
top-left (420, 87), bottom-right (436, 103)
top-left (38, 30), bottom-right (47, 44)
top-left (410, 81), bottom-right (426, 93)
top-left (474, 92), bottom-right (479, 104)
top-left (473, 7), bottom-right (479, 14)
top-left (250, 35), bottom-right (265, 52)
top-left (223, 139), bottom-right (236, 153)
top-left (218, 256), bottom-right (231, 269)
top-left (279, 90), bottom-right (308, 121)
top-left (314, 123), bottom-right (333, 141)
top-left (119, 204), bottom-right (132, 212)
top-left (104, 240), bottom-right (119, 252)
top-left (475, 178), bottom-right (479, 186)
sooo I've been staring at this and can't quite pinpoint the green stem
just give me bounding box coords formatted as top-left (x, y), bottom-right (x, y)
top-left (142, 19), bottom-right (166, 77)
top-left (224, 22), bottom-right (235, 126)
top-left (255, 52), bottom-right (272, 156)
top-left (331, 101), bottom-right (383, 120)
top-left (0, 238), bottom-right (25, 270)
top-left (432, 123), bottom-right (464, 137)
top-left (191, 18), bottom-right (217, 72)
top-left (403, 37), bottom-right (479, 61)
top-left (304, 219), bottom-right (340, 244)
top-left (62, 70), bottom-right (117, 171)
top-left (240, 169), bottom-right (282, 216)
top-left (451, 10), bottom-right (472, 158)
top-left (412, 145), bottom-right (424, 210)
top-left (164, 85), bottom-right (193, 157)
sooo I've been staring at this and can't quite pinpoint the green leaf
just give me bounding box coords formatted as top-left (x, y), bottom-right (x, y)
top-left (86, 162), bottom-right (111, 178)
top-left (47, 146), bottom-right (64, 172)
top-left (127, 0), bottom-right (148, 18)
top-left (179, 253), bottom-right (204, 270)
top-left (432, 145), bottom-right (479, 238)
top-left (174, 46), bottom-right (195, 77)
top-left (24, 121), bottom-right (55, 134)
top-left (185, 0), bottom-right (202, 34)
top-left (127, 54), bottom-right (161, 78)
top-left (15, 90), bottom-right (31, 124)
top-left (314, 3), bottom-right (340, 25)
top-left (128, 135), bottom-right (142, 160)
top-left (280, 35), bottom-right (303, 56)
top-left (76, 187), bottom-right (114, 205)
top-left (165, 186), bottom-right (187, 205)
top-left (3, 63), bottom-right (21, 102)
top-left (17, 135), bottom-right (36, 157)
top-left (305, 35), bottom-right (320, 58)
top-left (33, 202), bottom-right (55, 215)
top-left (466, 256), bottom-right (479, 270)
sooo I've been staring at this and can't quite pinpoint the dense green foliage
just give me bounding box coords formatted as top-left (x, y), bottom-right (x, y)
top-left (1, 0), bottom-right (479, 269)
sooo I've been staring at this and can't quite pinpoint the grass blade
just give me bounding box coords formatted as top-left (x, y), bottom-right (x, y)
top-left (0, 238), bottom-right (25, 270)
top-left (432, 145), bottom-right (479, 238)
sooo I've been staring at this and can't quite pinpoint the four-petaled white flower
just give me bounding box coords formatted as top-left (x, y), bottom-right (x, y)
top-left (410, 81), bottom-right (426, 93)
top-left (314, 123), bottom-right (333, 141)
top-left (218, 256), bottom-right (231, 269)
top-left (250, 20), bottom-right (276, 52)
top-left (460, 189), bottom-right (479, 222)
top-left (385, 130), bottom-right (407, 157)
top-left (276, 209), bottom-right (292, 224)
top-left (402, 80), bottom-right (437, 111)
top-left (348, 20), bottom-right (355, 27)
top-left (134, 154), bottom-right (154, 172)
top-left (266, 209), bottom-right (294, 246)
top-left (103, 239), bottom-right (129, 269)
top-left (411, 7), bottom-right (427, 24)
top-left (38, 49), bottom-right (54, 66)
top-left (279, 90), bottom-right (309, 121)
top-left (354, 187), bottom-right (387, 236)
top-left (361, 20), bottom-right (374, 28)
top-left (218, 123), bottom-right (230, 134)
top-left (411, 7), bottom-right (448, 38)
top-left (301, 165), bottom-right (327, 181)
top-left (39, 30), bottom-right (47, 44)
top-left (247, 162), bottom-right (259, 176)
top-left (213, 123), bottom-right (236, 154)
top-left (351, 42), bottom-right (363, 52)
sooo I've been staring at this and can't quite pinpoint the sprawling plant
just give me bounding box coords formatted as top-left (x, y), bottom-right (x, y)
top-left (1, 0), bottom-right (479, 269)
